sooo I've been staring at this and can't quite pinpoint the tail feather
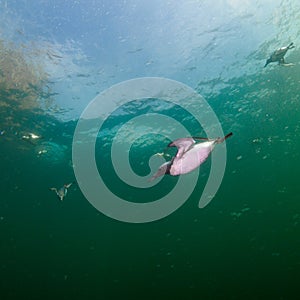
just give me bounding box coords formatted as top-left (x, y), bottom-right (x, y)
top-left (224, 132), bottom-right (233, 140)
top-left (217, 132), bottom-right (233, 143)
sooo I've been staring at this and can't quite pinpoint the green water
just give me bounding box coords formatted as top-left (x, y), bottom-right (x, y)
top-left (1, 63), bottom-right (300, 300)
top-left (1, 0), bottom-right (300, 298)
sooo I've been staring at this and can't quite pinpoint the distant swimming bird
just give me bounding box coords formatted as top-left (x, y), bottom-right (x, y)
top-left (264, 42), bottom-right (295, 67)
top-left (49, 182), bottom-right (73, 201)
top-left (21, 132), bottom-right (42, 145)
top-left (149, 132), bottom-right (233, 181)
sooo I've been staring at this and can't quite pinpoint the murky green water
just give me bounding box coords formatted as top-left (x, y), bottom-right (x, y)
top-left (1, 1), bottom-right (300, 299)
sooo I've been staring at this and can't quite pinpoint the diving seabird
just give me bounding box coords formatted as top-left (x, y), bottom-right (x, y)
top-left (49, 182), bottom-right (73, 201)
top-left (264, 42), bottom-right (295, 67)
top-left (150, 132), bottom-right (233, 181)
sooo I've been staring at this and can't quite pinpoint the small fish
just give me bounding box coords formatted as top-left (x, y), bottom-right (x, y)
top-left (49, 182), bottom-right (73, 201)
top-left (37, 149), bottom-right (47, 155)
top-left (46, 50), bottom-right (63, 60)
top-left (150, 133), bottom-right (233, 181)
top-left (127, 48), bottom-right (143, 54)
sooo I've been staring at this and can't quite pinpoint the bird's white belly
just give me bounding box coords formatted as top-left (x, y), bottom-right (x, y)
top-left (170, 141), bottom-right (215, 175)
